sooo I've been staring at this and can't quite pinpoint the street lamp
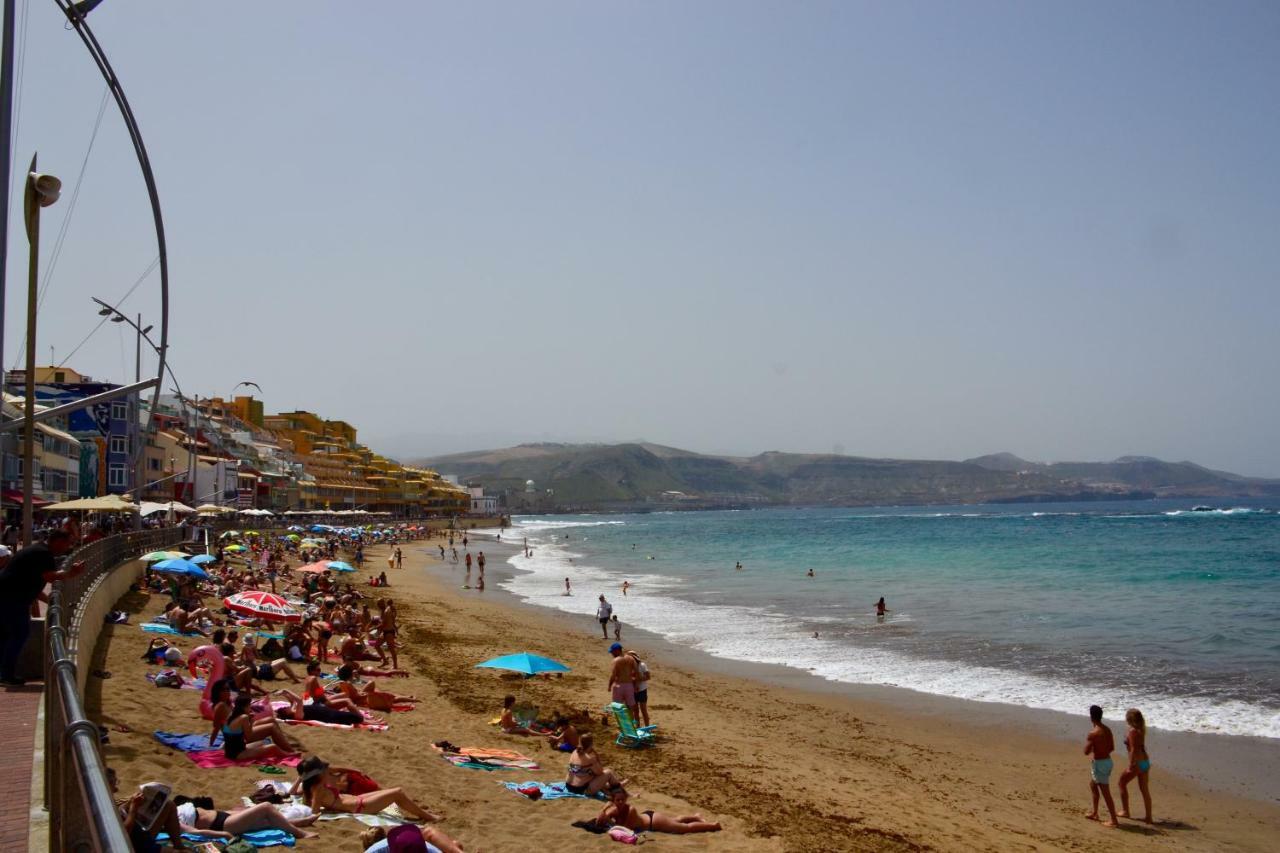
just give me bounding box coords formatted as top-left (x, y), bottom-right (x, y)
top-left (20, 157), bottom-right (61, 543)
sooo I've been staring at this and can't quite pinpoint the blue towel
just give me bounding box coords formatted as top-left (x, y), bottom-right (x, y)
top-left (502, 781), bottom-right (598, 800)
top-left (141, 623), bottom-right (201, 637)
top-left (157, 829), bottom-right (295, 847)
top-left (155, 730), bottom-right (221, 751)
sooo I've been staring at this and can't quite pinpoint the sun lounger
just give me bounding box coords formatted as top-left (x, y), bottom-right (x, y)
top-left (604, 702), bottom-right (658, 748)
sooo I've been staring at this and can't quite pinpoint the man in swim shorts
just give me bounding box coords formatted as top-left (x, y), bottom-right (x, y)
top-left (607, 643), bottom-right (639, 723)
top-left (1083, 704), bottom-right (1120, 828)
top-left (596, 595), bottom-right (613, 639)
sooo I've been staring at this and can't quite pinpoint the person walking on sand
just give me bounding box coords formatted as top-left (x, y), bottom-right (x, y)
top-left (596, 595), bottom-right (613, 639)
top-left (477, 551), bottom-right (485, 577)
top-left (1118, 708), bottom-right (1153, 823)
top-left (612, 614), bottom-right (621, 641)
top-left (394, 547), bottom-right (403, 569)
top-left (607, 642), bottom-right (640, 723)
top-left (1084, 704), bottom-right (1120, 828)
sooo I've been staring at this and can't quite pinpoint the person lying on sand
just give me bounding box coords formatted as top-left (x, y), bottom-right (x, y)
top-left (334, 664), bottom-right (418, 712)
top-left (297, 756), bottom-right (442, 822)
top-left (592, 786), bottom-right (722, 834)
top-left (361, 824), bottom-right (466, 853)
top-left (565, 733), bottom-right (627, 797)
top-left (173, 797), bottom-right (319, 840)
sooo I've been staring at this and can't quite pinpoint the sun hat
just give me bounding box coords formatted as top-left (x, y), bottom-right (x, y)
top-left (386, 824), bottom-right (429, 853)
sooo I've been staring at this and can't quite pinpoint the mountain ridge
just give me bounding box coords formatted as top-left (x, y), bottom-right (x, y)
top-left (415, 444), bottom-right (1280, 511)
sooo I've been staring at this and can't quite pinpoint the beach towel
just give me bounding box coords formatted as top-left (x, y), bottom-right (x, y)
top-left (156, 829), bottom-right (296, 848)
top-left (433, 745), bottom-right (538, 771)
top-left (184, 749), bottom-right (302, 769)
top-left (244, 798), bottom-right (406, 828)
top-left (502, 781), bottom-right (593, 800)
top-left (155, 731), bottom-right (222, 752)
top-left (147, 672), bottom-right (205, 691)
top-left (141, 622), bottom-right (200, 637)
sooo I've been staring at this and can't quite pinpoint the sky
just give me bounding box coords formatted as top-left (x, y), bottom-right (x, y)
top-left (4, 1), bottom-right (1279, 475)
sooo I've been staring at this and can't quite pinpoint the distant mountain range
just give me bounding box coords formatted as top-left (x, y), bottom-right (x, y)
top-left (415, 444), bottom-right (1280, 512)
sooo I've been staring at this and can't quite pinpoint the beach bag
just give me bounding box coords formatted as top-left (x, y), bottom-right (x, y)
top-left (153, 668), bottom-right (182, 688)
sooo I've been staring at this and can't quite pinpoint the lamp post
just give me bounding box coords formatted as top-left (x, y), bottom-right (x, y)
top-left (21, 157), bottom-right (61, 544)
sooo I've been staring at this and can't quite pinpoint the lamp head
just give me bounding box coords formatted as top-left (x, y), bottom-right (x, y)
top-left (97, 306), bottom-right (114, 316)
top-left (28, 173), bottom-right (62, 207)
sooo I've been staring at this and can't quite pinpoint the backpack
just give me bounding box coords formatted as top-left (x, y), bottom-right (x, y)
top-left (153, 668), bottom-right (182, 688)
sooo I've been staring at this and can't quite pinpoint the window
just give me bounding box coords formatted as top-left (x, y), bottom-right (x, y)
top-left (53, 371), bottom-right (65, 382)
top-left (108, 464), bottom-right (128, 488)
top-left (111, 401), bottom-right (128, 420)
top-left (68, 473), bottom-right (79, 495)
top-left (109, 435), bottom-right (127, 455)
top-left (148, 458), bottom-right (162, 471)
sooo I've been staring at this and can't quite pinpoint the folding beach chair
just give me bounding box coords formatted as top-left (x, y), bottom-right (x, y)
top-left (605, 702), bottom-right (658, 748)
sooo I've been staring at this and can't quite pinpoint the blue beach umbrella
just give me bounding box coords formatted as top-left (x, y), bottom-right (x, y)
top-left (151, 558), bottom-right (210, 580)
top-left (326, 561), bottom-right (356, 573)
top-left (475, 653), bottom-right (570, 676)
top-left (189, 554), bottom-right (217, 565)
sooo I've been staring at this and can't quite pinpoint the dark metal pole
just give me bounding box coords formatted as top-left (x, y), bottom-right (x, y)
top-left (0, 0), bottom-right (15, 393)
top-left (21, 156), bottom-right (38, 544)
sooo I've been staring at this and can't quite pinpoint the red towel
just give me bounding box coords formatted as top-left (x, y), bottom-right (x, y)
top-left (185, 750), bottom-right (302, 769)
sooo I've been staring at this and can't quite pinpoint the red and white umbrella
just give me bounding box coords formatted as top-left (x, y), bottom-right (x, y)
top-left (223, 590), bottom-right (301, 623)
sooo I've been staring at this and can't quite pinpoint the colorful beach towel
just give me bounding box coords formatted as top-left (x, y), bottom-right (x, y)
top-left (243, 796), bottom-right (408, 828)
top-left (157, 829), bottom-right (296, 848)
top-left (433, 745), bottom-right (538, 771)
top-left (502, 781), bottom-right (594, 800)
top-left (267, 701), bottom-right (389, 732)
top-left (184, 749), bottom-right (302, 769)
top-left (146, 672), bottom-right (206, 691)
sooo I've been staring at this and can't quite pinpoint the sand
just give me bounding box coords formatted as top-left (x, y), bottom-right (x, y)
top-left (89, 535), bottom-right (1280, 853)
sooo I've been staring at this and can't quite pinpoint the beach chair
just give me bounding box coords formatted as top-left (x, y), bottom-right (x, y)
top-left (605, 702), bottom-right (658, 748)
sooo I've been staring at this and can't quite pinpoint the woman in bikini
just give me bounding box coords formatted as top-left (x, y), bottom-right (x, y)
top-left (297, 756), bottom-right (442, 822)
top-left (174, 798), bottom-right (318, 840)
top-left (564, 733), bottom-right (627, 796)
top-left (593, 786), bottom-right (722, 835)
top-left (214, 693), bottom-right (300, 762)
top-left (1118, 707), bottom-right (1153, 823)
top-left (334, 664), bottom-right (417, 712)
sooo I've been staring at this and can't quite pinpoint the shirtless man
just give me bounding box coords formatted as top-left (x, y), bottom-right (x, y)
top-left (1084, 704), bottom-right (1120, 827)
top-left (607, 643), bottom-right (640, 723)
top-left (379, 598), bottom-right (400, 671)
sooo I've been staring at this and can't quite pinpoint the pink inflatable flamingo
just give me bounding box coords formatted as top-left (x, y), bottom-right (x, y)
top-left (188, 644), bottom-right (272, 720)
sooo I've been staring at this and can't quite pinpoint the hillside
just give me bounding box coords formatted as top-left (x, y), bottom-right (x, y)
top-left (417, 444), bottom-right (1280, 511)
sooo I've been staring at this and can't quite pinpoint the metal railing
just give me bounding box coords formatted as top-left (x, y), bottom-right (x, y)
top-left (43, 528), bottom-right (183, 852)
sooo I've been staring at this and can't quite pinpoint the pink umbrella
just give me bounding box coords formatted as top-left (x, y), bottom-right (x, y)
top-left (223, 590), bottom-right (301, 623)
top-left (295, 561), bottom-right (334, 574)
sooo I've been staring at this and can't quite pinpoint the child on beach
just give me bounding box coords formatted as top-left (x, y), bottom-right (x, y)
top-left (612, 614), bottom-right (621, 641)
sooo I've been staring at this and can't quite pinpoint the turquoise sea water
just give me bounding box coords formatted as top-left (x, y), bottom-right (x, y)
top-left (498, 499), bottom-right (1280, 739)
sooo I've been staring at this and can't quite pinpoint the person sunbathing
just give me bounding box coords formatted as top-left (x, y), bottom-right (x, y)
top-left (163, 601), bottom-right (209, 637)
top-left (334, 665), bottom-right (417, 712)
top-left (297, 756), bottom-right (441, 822)
top-left (565, 734), bottom-right (627, 796)
top-left (213, 693), bottom-right (300, 762)
top-left (361, 824), bottom-right (466, 853)
top-left (499, 694), bottom-right (540, 735)
top-left (174, 797), bottom-right (319, 840)
top-left (236, 643), bottom-right (301, 684)
top-left (592, 786), bottom-right (722, 834)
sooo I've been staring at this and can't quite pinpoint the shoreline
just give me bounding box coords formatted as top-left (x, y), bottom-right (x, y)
top-left (457, 531), bottom-right (1280, 805)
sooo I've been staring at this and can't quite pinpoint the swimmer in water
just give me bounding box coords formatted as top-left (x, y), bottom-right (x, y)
top-left (621, 580), bottom-right (630, 597)
top-left (875, 597), bottom-right (888, 617)
top-left (806, 569), bottom-right (814, 577)
top-left (564, 577), bottom-right (572, 596)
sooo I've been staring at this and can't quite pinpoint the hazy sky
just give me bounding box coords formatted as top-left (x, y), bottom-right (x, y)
top-left (5, 2), bottom-right (1279, 475)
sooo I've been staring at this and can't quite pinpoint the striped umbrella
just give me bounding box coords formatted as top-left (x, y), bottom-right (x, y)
top-left (223, 590), bottom-right (301, 623)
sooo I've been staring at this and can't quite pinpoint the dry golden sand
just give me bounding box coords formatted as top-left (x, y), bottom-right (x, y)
top-left (88, 539), bottom-right (1280, 853)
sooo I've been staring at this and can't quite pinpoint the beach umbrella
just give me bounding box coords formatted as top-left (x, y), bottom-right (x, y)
top-left (475, 653), bottom-right (570, 676)
top-left (326, 560), bottom-right (355, 573)
top-left (141, 550), bottom-right (186, 562)
top-left (219, 530), bottom-right (241, 539)
top-left (151, 558), bottom-right (210, 580)
top-left (189, 554), bottom-right (217, 565)
top-left (224, 590), bottom-right (301, 623)
top-left (298, 542), bottom-right (321, 551)
top-left (296, 561), bottom-right (333, 574)
top-left (245, 531), bottom-right (260, 537)
top-left (287, 525), bottom-right (305, 532)
top-left (223, 544), bottom-right (248, 553)
top-left (284, 534), bottom-right (301, 541)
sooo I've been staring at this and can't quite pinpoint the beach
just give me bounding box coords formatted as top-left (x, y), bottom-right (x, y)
top-left (90, 536), bottom-right (1280, 852)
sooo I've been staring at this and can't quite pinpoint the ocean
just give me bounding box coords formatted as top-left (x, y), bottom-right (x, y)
top-left (494, 499), bottom-right (1280, 740)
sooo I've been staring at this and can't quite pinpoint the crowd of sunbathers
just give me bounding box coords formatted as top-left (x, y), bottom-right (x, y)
top-left (115, 525), bottom-right (722, 850)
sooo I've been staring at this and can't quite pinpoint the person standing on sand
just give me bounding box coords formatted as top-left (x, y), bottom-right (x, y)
top-left (596, 595), bottom-right (613, 639)
top-left (612, 614), bottom-right (621, 641)
top-left (607, 642), bottom-right (640, 723)
top-left (1084, 704), bottom-right (1120, 828)
top-left (627, 650), bottom-right (651, 726)
top-left (1118, 708), bottom-right (1153, 823)
top-left (477, 551), bottom-right (486, 577)
top-left (394, 548), bottom-right (403, 569)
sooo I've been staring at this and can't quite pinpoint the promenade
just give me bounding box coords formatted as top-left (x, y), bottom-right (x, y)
top-left (0, 683), bottom-right (40, 851)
